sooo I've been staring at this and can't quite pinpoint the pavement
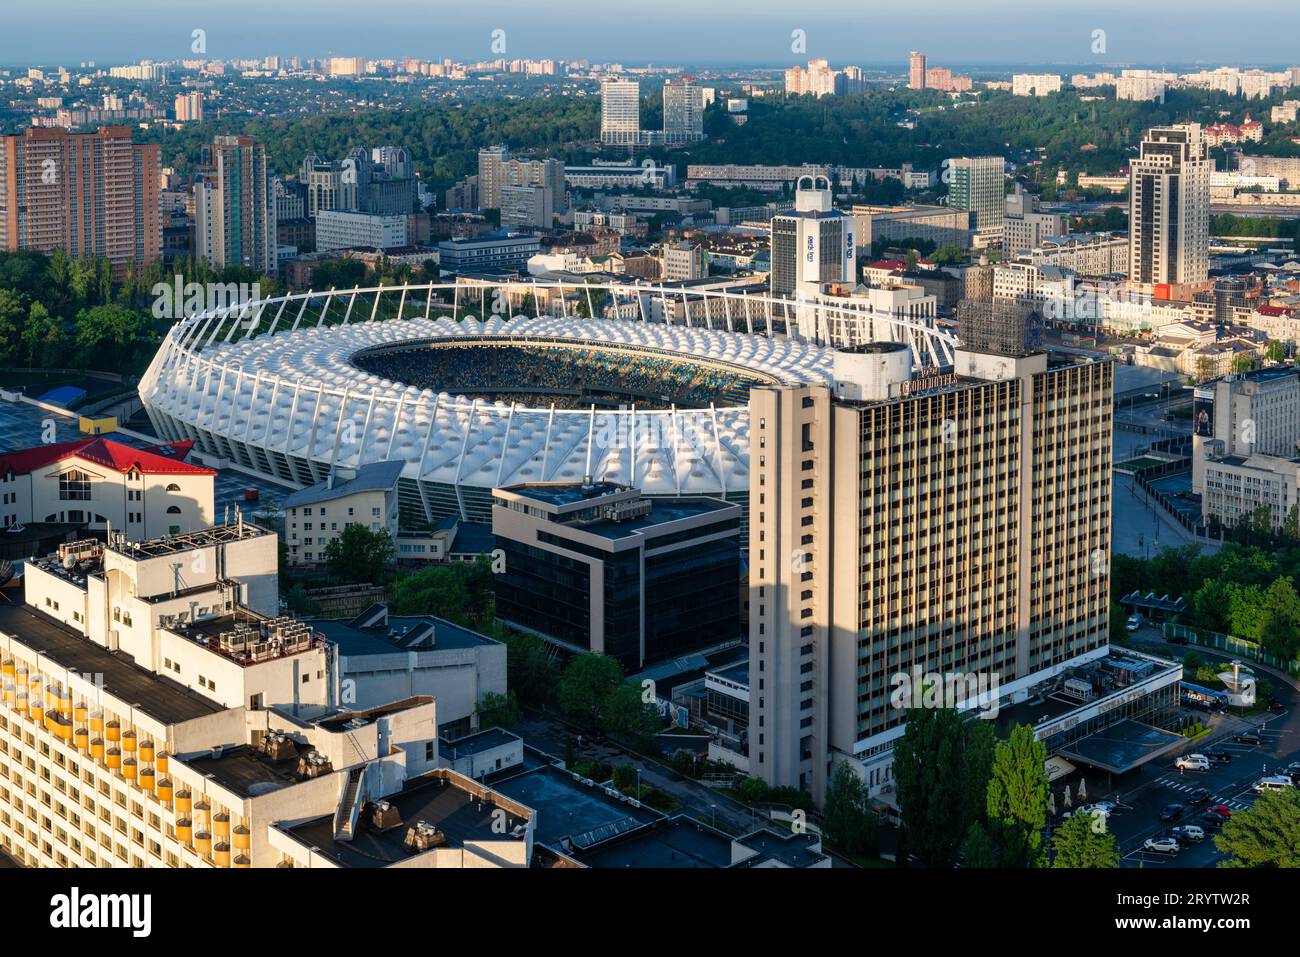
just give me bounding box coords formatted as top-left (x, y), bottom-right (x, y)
top-left (1054, 626), bottom-right (1300, 868)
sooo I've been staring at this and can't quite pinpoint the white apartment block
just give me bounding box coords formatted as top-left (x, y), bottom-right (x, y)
top-left (314, 210), bottom-right (408, 252)
top-left (1201, 453), bottom-right (1300, 531)
top-left (499, 184), bottom-right (555, 230)
top-left (1011, 74), bottom-right (1062, 96)
top-left (1003, 185), bottom-right (1065, 254)
top-left (1116, 72), bottom-right (1167, 103)
top-left (600, 78), bottom-right (641, 146)
top-left (0, 436), bottom-right (214, 539)
top-left (283, 461), bottom-right (402, 566)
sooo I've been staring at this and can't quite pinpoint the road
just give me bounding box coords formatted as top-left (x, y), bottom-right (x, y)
top-left (1066, 626), bottom-right (1299, 868)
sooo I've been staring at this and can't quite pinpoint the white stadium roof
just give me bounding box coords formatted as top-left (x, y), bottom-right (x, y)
top-left (141, 311), bottom-right (833, 512)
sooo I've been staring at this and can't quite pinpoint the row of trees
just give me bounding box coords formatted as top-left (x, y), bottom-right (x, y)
top-left (893, 711), bottom-right (1118, 868)
top-left (1112, 543), bottom-right (1300, 660)
top-left (0, 249), bottom-right (283, 376)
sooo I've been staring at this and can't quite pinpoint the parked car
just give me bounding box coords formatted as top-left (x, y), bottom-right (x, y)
top-left (1233, 733), bottom-right (1263, 746)
top-left (1253, 775), bottom-right (1295, 794)
top-left (1206, 804), bottom-right (1232, 819)
top-left (1143, 836), bottom-right (1180, 855)
top-left (1187, 787), bottom-right (1213, 807)
top-left (1207, 752), bottom-right (1233, 765)
top-left (1267, 699), bottom-right (1287, 713)
top-left (1126, 614), bottom-right (1144, 632)
top-left (1170, 824), bottom-right (1206, 843)
top-left (1175, 754), bottom-right (1210, 771)
top-left (1167, 634), bottom-right (1188, 646)
top-left (1201, 810), bottom-right (1228, 828)
top-left (1158, 802), bottom-right (1185, 822)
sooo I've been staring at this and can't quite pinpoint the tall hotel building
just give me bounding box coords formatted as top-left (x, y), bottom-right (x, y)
top-left (600, 78), bottom-right (642, 146)
top-left (0, 126), bottom-right (160, 271)
top-left (748, 326), bottom-right (1113, 800)
top-left (769, 177), bottom-right (859, 298)
top-left (194, 135), bottom-right (277, 274)
top-left (947, 156), bottom-right (1005, 242)
top-left (1129, 124), bottom-right (1211, 285)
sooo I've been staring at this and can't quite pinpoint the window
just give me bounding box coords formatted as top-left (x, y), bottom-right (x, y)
top-left (166, 483), bottom-right (181, 492)
top-left (424, 742), bottom-right (435, 762)
top-left (165, 506), bottom-right (182, 515)
top-left (58, 470), bottom-right (91, 501)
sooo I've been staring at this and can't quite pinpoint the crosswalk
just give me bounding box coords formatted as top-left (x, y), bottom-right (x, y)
top-left (1153, 776), bottom-right (1253, 810)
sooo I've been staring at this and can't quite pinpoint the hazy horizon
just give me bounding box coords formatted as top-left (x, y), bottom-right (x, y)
top-left (3, 0), bottom-right (1298, 69)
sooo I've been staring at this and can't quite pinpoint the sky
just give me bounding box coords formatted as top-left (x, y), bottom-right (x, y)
top-left (3, 0), bottom-right (1299, 68)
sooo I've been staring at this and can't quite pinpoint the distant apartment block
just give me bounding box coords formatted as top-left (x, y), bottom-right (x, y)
top-left (0, 126), bottom-right (160, 270)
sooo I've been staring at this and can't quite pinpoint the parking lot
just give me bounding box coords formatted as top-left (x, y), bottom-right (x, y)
top-left (1052, 626), bottom-right (1299, 867)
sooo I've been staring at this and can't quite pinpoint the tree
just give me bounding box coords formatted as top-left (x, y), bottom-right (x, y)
top-left (600, 681), bottom-right (660, 741)
top-left (960, 822), bottom-right (999, 868)
top-left (497, 628), bottom-right (557, 705)
top-left (323, 523), bottom-right (394, 585)
top-left (556, 653), bottom-right (624, 729)
top-left (822, 763), bottom-right (879, 858)
top-left (1050, 810), bottom-right (1120, 867)
top-left (476, 690), bottom-right (519, 728)
top-left (986, 724), bottom-right (1050, 867)
top-left (892, 708), bottom-right (968, 867)
top-left (390, 556), bottom-right (495, 628)
top-left (1214, 788), bottom-right (1300, 867)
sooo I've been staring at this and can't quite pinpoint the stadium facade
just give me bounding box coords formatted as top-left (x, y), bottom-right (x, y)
top-left (139, 281), bottom-right (955, 526)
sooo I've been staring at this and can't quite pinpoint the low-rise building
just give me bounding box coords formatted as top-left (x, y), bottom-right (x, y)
top-left (492, 482), bottom-right (741, 672)
top-left (282, 461), bottom-right (403, 566)
top-left (0, 436), bottom-right (214, 539)
top-left (310, 602), bottom-right (506, 739)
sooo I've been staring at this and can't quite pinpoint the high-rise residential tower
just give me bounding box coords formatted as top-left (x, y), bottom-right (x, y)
top-left (194, 135), bottom-right (276, 274)
top-left (663, 76), bottom-right (706, 143)
top-left (1129, 123), bottom-right (1211, 285)
top-left (476, 145), bottom-right (565, 216)
top-left (947, 156), bottom-right (1005, 241)
top-left (0, 126), bottom-right (160, 271)
top-left (600, 78), bottom-right (641, 146)
top-left (908, 51), bottom-right (927, 89)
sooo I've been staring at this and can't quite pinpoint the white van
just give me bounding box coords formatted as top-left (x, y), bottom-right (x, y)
top-left (1253, 775), bottom-right (1295, 794)
top-left (1175, 754), bottom-right (1210, 771)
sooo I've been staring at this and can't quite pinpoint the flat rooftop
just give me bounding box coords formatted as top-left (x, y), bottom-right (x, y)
top-left (108, 521), bottom-right (271, 561)
top-left (310, 614), bottom-right (498, 658)
top-left (0, 597), bottom-right (222, 725)
top-left (491, 764), bottom-right (660, 852)
top-left (1057, 719), bottom-right (1188, 775)
top-left (281, 771), bottom-right (529, 867)
top-left (709, 659), bottom-right (749, 688)
top-left (440, 727), bottom-right (520, 759)
top-left (184, 742), bottom-right (310, 798)
top-left (734, 828), bottom-right (827, 868)
top-left (575, 498), bottom-right (739, 541)
top-left (996, 649), bottom-right (1180, 733)
top-left (574, 816), bottom-right (734, 868)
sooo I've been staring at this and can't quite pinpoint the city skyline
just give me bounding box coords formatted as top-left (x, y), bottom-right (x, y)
top-left (6, 0), bottom-right (1300, 67)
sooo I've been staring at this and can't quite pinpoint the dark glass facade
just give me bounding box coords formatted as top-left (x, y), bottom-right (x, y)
top-left (494, 522), bottom-right (741, 672)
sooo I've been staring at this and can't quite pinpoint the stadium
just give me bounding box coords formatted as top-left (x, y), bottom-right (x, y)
top-left (139, 281), bottom-right (955, 524)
